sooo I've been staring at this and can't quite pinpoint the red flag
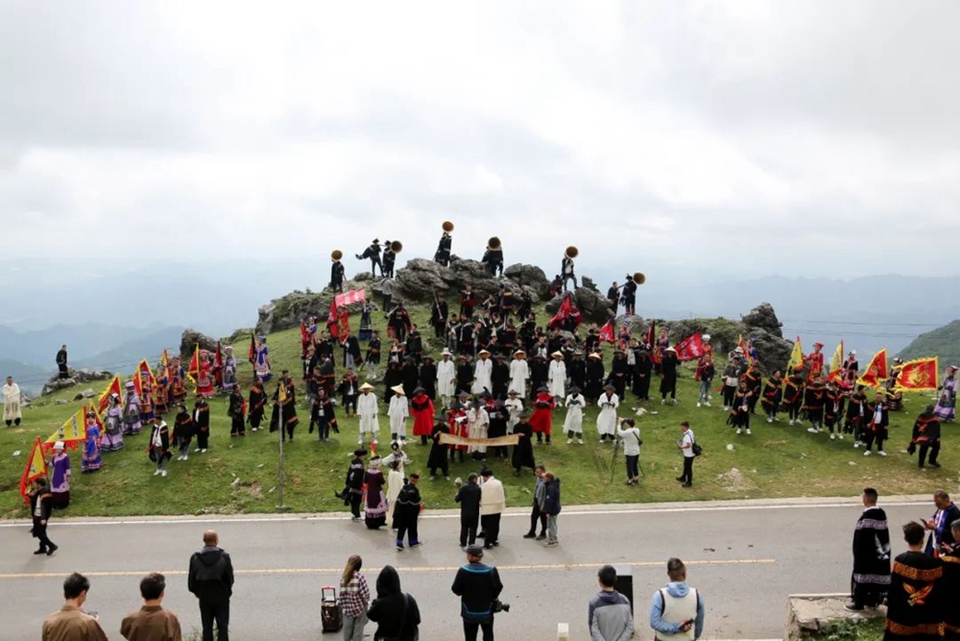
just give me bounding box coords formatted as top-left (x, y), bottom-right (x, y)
top-left (598, 321), bottom-right (615, 343)
top-left (248, 334), bottom-right (256, 363)
top-left (97, 375), bottom-right (122, 414)
top-left (335, 289), bottom-right (366, 307)
top-left (214, 342), bottom-right (224, 387)
top-left (675, 332), bottom-right (704, 361)
top-left (645, 322), bottom-right (661, 364)
top-left (19, 437), bottom-right (48, 505)
top-left (895, 358), bottom-right (939, 391)
top-left (300, 320), bottom-right (309, 348)
top-left (858, 349), bottom-right (888, 388)
top-left (548, 294), bottom-right (582, 329)
top-left (187, 344), bottom-right (200, 384)
top-left (327, 298), bottom-right (340, 340)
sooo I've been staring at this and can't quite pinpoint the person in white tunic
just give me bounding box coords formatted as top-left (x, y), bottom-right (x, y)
top-left (597, 384), bottom-right (619, 443)
top-left (3, 376), bottom-right (22, 427)
top-left (472, 350), bottom-right (493, 395)
top-left (548, 351), bottom-right (567, 399)
top-left (436, 349), bottom-right (456, 407)
top-left (504, 390), bottom-right (523, 434)
top-left (387, 385), bottom-right (409, 441)
top-left (466, 401), bottom-right (490, 457)
top-left (357, 382), bottom-right (380, 445)
top-left (385, 458), bottom-right (405, 527)
top-left (508, 350), bottom-right (529, 396)
top-left (563, 385), bottom-right (585, 444)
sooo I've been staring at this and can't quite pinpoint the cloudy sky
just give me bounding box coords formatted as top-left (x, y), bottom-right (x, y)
top-left (2, 0), bottom-right (958, 282)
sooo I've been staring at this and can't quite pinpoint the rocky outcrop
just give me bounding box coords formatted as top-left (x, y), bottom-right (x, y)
top-left (254, 281), bottom-right (371, 335)
top-left (40, 368), bottom-right (113, 396)
top-left (374, 258), bottom-right (548, 305)
top-left (741, 303), bottom-right (792, 373)
top-left (545, 289), bottom-right (614, 324)
top-left (503, 264), bottom-right (550, 299)
top-left (180, 329), bottom-right (220, 361)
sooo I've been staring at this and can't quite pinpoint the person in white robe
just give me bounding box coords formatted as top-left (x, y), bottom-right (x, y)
top-left (597, 384), bottom-right (619, 442)
top-left (3, 376), bottom-right (22, 426)
top-left (564, 386), bottom-right (585, 444)
top-left (436, 349), bottom-right (456, 407)
top-left (548, 352), bottom-right (567, 399)
top-left (472, 350), bottom-right (493, 395)
top-left (387, 385), bottom-right (409, 441)
top-left (357, 382), bottom-right (380, 445)
top-left (504, 390), bottom-right (523, 434)
top-left (508, 350), bottom-right (529, 396)
top-left (385, 459), bottom-right (405, 527)
top-left (466, 401), bottom-right (490, 456)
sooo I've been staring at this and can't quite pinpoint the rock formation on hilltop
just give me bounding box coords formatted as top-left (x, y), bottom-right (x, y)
top-left (40, 367), bottom-right (113, 396)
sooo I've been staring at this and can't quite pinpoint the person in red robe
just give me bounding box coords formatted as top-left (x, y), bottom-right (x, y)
top-left (530, 385), bottom-right (555, 445)
top-left (448, 401), bottom-right (468, 463)
top-left (805, 342), bottom-right (825, 383)
top-left (410, 387), bottom-right (435, 446)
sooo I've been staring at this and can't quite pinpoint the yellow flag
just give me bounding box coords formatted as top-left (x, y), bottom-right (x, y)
top-left (19, 437), bottom-right (48, 504)
top-left (278, 381), bottom-right (288, 404)
top-left (45, 404), bottom-right (87, 448)
top-left (786, 336), bottom-right (803, 374)
top-left (830, 341), bottom-right (844, 373)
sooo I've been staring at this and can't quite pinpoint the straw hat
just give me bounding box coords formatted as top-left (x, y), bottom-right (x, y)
top-left (478, 349), bottom-right (491, 357)
top-left (551, 351), bottom-right (564, 359)
top-left (391, 385), bottom-right (405, 395)
top-left (359, 383), bottom-right (375, 392)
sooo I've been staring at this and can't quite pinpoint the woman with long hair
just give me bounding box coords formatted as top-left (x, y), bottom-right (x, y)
top-left (338, 555), bottom-right (370, 641)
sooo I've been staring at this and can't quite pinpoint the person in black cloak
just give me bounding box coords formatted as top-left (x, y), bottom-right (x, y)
top-left (512, 410), bottom-right (536, 476)
top-left (367, 565), bottom-right (421, 641)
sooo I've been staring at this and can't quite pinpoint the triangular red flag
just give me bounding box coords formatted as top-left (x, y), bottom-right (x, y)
top-left (598, 321), bottom-right (615, 343)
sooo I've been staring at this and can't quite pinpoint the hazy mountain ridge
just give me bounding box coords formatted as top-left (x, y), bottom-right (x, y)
top-left (897, 320), bottom-right (960, 367)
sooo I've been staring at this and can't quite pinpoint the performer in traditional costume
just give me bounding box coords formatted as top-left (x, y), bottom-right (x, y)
top-left (804, 379), bottom-right (826, 434)
top-left (804, 342), bottom-right (825, 383)
top-left (459, 284), bottom-right (477, 319)
top-left (547, 351), bottom-right (566, 400)
top-left (507, 349), bottom-right (529, 397)
top-left (102, 392), bottom-right (124, 451)
top-left (410, 387), bottom-right (435, 446)
top-left (908, 405), bottom-right (941, 469)
top-left (427, 414), bottom-right (451, 480)
top-left (255, 336), bottom-right (272, 382)
top-left (884, 522), bottom-right (942, 641)
top-left (481, 240), bottom-right (503, 277)
top-left (448, 401), bottom-right (468, 464)
top-left (418, 355), bottom-right (437, 400)
top-left (862, 393), bottom-right (889, 456)
top-left (435, 229), bottom-right (453, 266)
top-left (170, 358), bottom-right (187, 404)
top-left (511, 410), bottom-right (536, 476)
top-left (563, 386), bottom-right (585, 444)
top-left (123, 381), bottom-right (142, 435)
top-left (436, 349), bottom-right (456, 407)
top-left (472, 349), bottom-right (493, 395)
top-left (247, 376), bottom-right (266, 432)
top-left (49, 441), bottom-right (71, 509)
top-left (228, 384), bottom-right (246, 437)
top-left (935, 365), bottom-right (958, 422)
top-left (847, 384), bottom-right (869, 444)
top-left (173, 402), bottom-right (194, 460)
top-left (782, 371), bottom-right (804, 426)
top-left (940, 523), bottom-right (960, 641)
top-left (335, 449), bottom-right (366, 522)
top-left (363, 457), bottom-right (388, 529)
top-left (530, 386), bottom-right (555, 445)
top-left (731, 380), bottom-right (752, 435)
top-left (388, 385), bottom-right (409, 442)
top-left (381, 241), bottom-right (396, 279)
top-left (385, 459), bottom-right (405, 526)
top-left (504, 389), bottom-right (523, 435)
top-left (824, 380), bottom-right (845, 439)
top-left (221, 346), bottom-right (237, 393)
top-left (196, 351), bottom-right (215, 397)
top-left (81, 410), bottom-right (102, 473)
top-left (619, 275), bottom-right (637, 316)
top-left (270, 371), bottom-right (298, 442)
top-left (847, 488), bottom-right (890, 611)
top-left (355, 239), bottom-right (383, 277)
top-left (467, 400), bottom-right (490, 460)
top-left (659, 347), bottom-right (679, 405)
top-left (585, 353), bottom-right (605, 403)
top-left (400, 356), bottom-right (419, 399)
top-left (387, 302), bottom-right (412, 344)
top-left (357, 382), bottom-right (380, 445)
top-left (153, 368), bottom-right (170, 416)
top-left (3, 376), bottom-right (22, 427)
top-left (561, 252), bottom-right (577, 292)
top-left (329, 255), bottom-right (345, 293)
top-left (193, 395), bottom-right (210, 452)
top-left (597, 384), bottom-right (619, 443)
top-left (430, 294), bottom-right (448, 340)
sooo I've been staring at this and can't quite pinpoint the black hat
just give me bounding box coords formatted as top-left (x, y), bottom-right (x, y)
top-left (569, 385), bottom-right (581, 394)
top-left (537, 385), bottom-right (549, 392)
top-left (353, 449), bottom-right (368, 457)
top-left (480, 467), bottom-right (493, 477)
top-left (603, 383), bottom-right (616, 391)
top-left (466, 544), bottom-right (484, 557)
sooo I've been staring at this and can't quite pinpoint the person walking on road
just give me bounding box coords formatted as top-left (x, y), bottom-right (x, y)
top-left (541, 471), bottom-right (561, 547)
top-left (367, 565), bottom-right (421, 641)
top-left (479, 468), bottom-right (505, 549)
top-left (649, 558), bottom-right (705, 641)
top-left (42, 572), bottom-right (108, 641)
top-left (451, 545), bottom-right (504, 641)
top-left (587, 565), bottom-right (633, 641)
top-left (120, 572), bottom-right (182, 641)
top-left (846, 487), bottom-right (890, 611)
top-left (338, 555), bottom-right (370, 641)
top-left (188, 530), bottom-right (234, 641)
top-left (394, 473), bottom-right (423, 551)
top-left (676, 421), bottom-right (695, 487)
top-left (29, 478), bottom-right (58, 556)
top-left (455, 473), bottom-right (482, 550)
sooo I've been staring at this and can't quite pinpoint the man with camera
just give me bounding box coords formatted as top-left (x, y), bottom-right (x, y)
top-left (451, 545), bottom-right (505, 641)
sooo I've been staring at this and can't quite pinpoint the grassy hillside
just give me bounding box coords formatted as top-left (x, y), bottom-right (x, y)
top-left (898, 319), bottom-right (960, 368)
top-left (1, 303), bottom-right (953, 519)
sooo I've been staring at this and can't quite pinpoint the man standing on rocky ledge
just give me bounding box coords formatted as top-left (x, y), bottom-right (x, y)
top-left (56, 344), bottom-right (68, 379)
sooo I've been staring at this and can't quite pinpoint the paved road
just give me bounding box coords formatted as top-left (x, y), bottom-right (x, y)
top-left (0, 496), bottom-right (932, 640)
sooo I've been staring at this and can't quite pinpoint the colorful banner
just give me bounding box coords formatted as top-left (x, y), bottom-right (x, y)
top-left (97, 375), bottom-right (122, 415)
top-left (43, 403), bottom-right (88, 451)
top-left (858, 349), bottom-right (889, 388)
top-left (335, 289), bottom-right (366, 307)
top-left (598, 321), bottom-right (615, 343)
top-left (675, 332), bottom-right (704, 362)
top-left (439, 433), bottom-right (521, 447)
top-left (895, 358), bottom-right (939, 391)
top-left (786, 336), bottom-right (803, 374)
top-left (19, 437), bottom-right (47, 505)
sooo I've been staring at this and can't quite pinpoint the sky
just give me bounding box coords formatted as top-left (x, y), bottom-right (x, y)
top-left (2, 0), bottom-right (958, 282)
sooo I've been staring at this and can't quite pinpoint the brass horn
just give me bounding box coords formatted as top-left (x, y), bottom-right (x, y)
top-left (487, 236), bottom-right (502, 250)
top-left (390, 240), bottom-right (403, 253)
top-left (564, 245), bottom-right (579, 259)
top-left (331, 249), bottom-right (343, 261)
top-left (633, 272), bottom-right (646, 285)
top-left (442, 220), bottom-right (454, 233)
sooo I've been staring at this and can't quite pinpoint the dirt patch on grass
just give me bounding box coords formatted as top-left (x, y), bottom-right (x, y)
top-left (717, 468), bottom-right (759, 492)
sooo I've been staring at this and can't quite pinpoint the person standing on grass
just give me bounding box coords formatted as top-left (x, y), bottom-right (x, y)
top-left (541, 471), bottom-right (561, 547)
top-left (676, 421), bottom-right (695, 488)
top-left (3, 375), bottom-right (22, 426)
top-left (42, 572), bottom-right (107, 641)
top-left (649, 558), bottom-right (705, 641)
top-left (588, 565), bottom-right (633, 641)
top-left (846, 487), bottom-right (891, 611)
top-left (193, 394), bottom-right (210, 453)
top-left (338, 555), bottom-right (370, 641)
top-left (188, 530), bottom-right (234, 641)
top-left (617, 418), bottom-right (642, 486)
top-left (120, 572), bottom-right (182, 641)
top-left (149, 417), bottom-right (172, 478)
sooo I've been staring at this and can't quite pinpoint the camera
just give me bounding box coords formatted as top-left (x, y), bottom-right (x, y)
top-left (493, 599), bottom-right (510, 613)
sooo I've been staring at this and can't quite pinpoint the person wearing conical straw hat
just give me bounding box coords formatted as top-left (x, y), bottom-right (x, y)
top-left (472, 349), bottom-right (493, 396)
top-left (357, 382), bottom-right (380, 446)
top-left (508, 350), bottom-right (529, 397)
top-left (388, 385), bottom-right (409, 443)
top-left (547, 351), bottom-right (566, 400)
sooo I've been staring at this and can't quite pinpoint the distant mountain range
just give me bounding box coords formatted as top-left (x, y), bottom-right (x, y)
top-left (897, 320), bottom-right (960, 367)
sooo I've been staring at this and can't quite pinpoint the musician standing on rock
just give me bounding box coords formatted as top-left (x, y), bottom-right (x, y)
top-left (620, 275), bottom-right (637, 316)
top-left (481, 240), bottom-right (503, 277)
top-left (355, 239), bottom-right (383, 277)
top-left (435, 225), bottom-right (453, 266)
top-left (382, 241), bottom-right (397, 279)
top-left (561, 250), bottom-right (577, 291)
top-left (330, 253), bottom-right (346, 293)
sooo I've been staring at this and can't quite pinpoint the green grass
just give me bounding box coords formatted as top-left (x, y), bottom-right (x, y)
top-left (808, 616), bottom-right (885, 641)
top-left (1, 301), bottom-right (952, 519)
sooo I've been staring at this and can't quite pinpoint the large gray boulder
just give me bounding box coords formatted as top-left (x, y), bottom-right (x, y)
top-left (180, 329), bottom-right (219, 361)
top-left (255, 282), bottom-right (370, 335)
top-left (40, 368), bottom-right (113, 396)
top-left (378, 258), bottom-right (545, 305)
top-left (545, 288), bottom-right (614, 324)
top-left (741, 302), bottom-right (784, 339)
top-left (503, 263), bottom-right (550, 299)
top-left (741, 304), bottom-right (792, 373)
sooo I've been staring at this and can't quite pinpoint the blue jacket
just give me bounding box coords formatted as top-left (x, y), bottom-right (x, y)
top-left (542, 478), bottom-right (561, 515)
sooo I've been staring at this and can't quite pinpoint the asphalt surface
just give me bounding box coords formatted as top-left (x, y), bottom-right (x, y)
top-left (0, 495), bottom-right (934, 640)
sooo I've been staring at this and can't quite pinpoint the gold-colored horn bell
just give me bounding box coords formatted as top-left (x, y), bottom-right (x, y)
top-left (564, 246), bottom-right (578, 259)
top-left (442, 220), bottom-right (454, 233)
top-left (633, 272), bottom-right (646, 285)
top-left (487, 236), bottom-right (501, 250)
top-left (331, 249), bottom-right (343, 261)
top-left (390, 240), bottom-right (402, 253)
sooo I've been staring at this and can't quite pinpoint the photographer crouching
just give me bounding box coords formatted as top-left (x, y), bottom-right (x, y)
top-left (451, 544), bottom-right (506, 641)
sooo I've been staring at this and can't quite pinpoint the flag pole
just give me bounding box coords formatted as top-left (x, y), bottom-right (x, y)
top-left (277, 398), bottom-right (285, 509)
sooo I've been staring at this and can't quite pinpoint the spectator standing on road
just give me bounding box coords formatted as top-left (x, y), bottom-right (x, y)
top-left (541, 471), bottom-right (561, 547)
top-left (617, 418), bottom-right (642, 486)
top-left (368, 565), bottom-right (421, 641)
top-left (120, 572), bottom-right (182, 641)
top-left (42, 572), bottom-right (108, 641)
top-left (649, 558), bottom-right (705, 641)
top-left (338, 555), bottom-right (370, 641)
top-left (451, 545), bottom-right (504, 641)
top-left (479, 468), bottom-right (505, 549)
top-left (676, 422), bottom-right (695, 488)
top-left (523, 465), bottom-right (547, 541)
top-left (188, 530), bottom-right (234, 641)
top-left (455, 473), bottom-right (482, 550)
top-left (588, 565), bottom-right (633, 641)
top-left (394, 473), bottom-right (423, 551)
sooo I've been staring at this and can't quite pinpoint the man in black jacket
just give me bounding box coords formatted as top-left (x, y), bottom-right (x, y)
top-left (455, 473), bottom-right (482, 550)
top-left (335, 449), bottom-right (366, 522)
top-left (56, 344), bottom-right (68, 379)
top-left (188, 530), bottom-right (234, 641)
top-left (29, 478), bottom-right (58, 556)
top-left (452, 545), bottom-right (504, 641)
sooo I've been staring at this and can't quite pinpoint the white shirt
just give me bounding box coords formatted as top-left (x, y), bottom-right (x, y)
top-left (681, 430), bottom-right (695, 458)
top-left (479, 476), bottom-right (506, 515)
